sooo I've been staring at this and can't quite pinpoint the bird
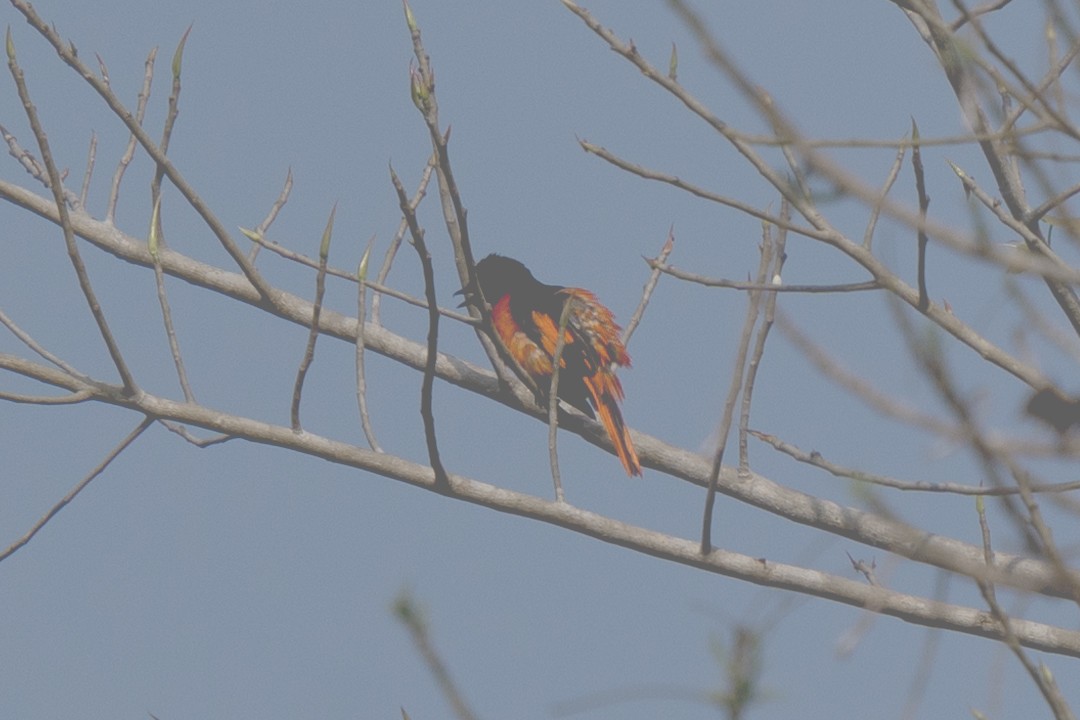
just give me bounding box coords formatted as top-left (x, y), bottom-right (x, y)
top-left (462, 253), bottom-right (642, 476)
top-left (1025, 386), bottom-right (1080, 436)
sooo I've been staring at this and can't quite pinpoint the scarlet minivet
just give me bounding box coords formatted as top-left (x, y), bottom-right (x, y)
top-left (464, 254), bottom-right (641, 476)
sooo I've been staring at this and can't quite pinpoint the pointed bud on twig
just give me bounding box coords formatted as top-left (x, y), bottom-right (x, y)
top-left (95, 52), bottom-right (110, 86)
top-left (946, 159), bottom-right (973, 199)
top-left (172, 24), bottom-right (193, 81)
top-left (409, 63), bottom-right (428, 110)
top-left (6, 27), bottom-right (15, 62)
top-left (319, 203), bottom-right (337, 261)
top-left (148, 195), bottom-right (162, 259)
top-left (668, 42), bottom-right (678, 81)
top-left (577, 136), bottom-right (598, 154)
top-left (238, 227), bottom-right (263, 244)
top-left (1039, 662), bottom-right (1054, 684)
top-left (358, 235), bottom-right (376, 282)
top-left (402, 0), bottom-right (418, 33)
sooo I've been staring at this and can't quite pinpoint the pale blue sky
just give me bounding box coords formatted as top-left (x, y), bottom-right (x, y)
top-left (2, 1), bottom-right (1077, 718)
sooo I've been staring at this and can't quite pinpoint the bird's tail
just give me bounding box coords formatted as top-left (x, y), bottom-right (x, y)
top-left (584, 371), bottom-right (642, 477)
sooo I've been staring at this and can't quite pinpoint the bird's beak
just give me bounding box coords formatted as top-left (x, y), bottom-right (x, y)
top-left (455, 277), bottom-right (479, 308)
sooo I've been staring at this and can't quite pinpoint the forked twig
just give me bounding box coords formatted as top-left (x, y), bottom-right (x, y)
top-left (622, 227), bottom-right (674, 347)
top-left (391, 164), bottom-right (449, 490)
top-left (248, 168), bottom-right (293, 262)
top-left (107, 46), bottom-right (156, 224)
top-left (738, 203), bottom-right (788, 470)
top-left (10, 0), bottom-right (275, 301)
top-left (373, 156), bottom-right (435, 325)
top-left (7, 29), bottom-right (138, 394)
top-left (701, 234), bottom-right (773, 553)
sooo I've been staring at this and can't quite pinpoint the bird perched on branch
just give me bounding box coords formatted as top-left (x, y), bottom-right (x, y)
top-left (462, 253), bottom-right (642, 476)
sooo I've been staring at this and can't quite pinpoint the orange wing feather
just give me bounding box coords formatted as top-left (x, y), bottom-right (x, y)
top-left (559, 289), bottom-right (640, 477)
top-left (482, 260), bottom-right (641, 477)
top-left (527, 289), bottom-right (641, 477)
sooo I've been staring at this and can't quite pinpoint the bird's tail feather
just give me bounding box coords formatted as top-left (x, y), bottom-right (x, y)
top-left (584, 372), bottom-right (641, 477)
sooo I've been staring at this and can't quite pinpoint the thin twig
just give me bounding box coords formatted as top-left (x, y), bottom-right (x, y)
top-left (0, 122), bottom-right (44, 179)
top-left (291, 204), bottom-right (336, 431)
top-left (356, 235), bottom-right (383, 453)
top-left (650, 260), bottom-right (878, 293)
top-left (701, 237), bottom-right (773, 553)
top-left (900, 572), bottom-right (949, 719)
top-left (247, 167), bottom-right (293, 262)
top-left (77, 131), bottom-right (95, 211)
top-left (391, 164), bottom-right (449, 490)
top-left (373, 156), bottom-right (435, 326)
top-left (1005, 279), bottom-right (1080, 366)
top-left (403, 5), bottom-right (477, 287)
top-left (973, 493), bottom-right (1075, 720)
top-left (0, 308), bottom-right (94, 383)
top-left (863, 136), bottom-right (907, 249)
top-left (107, 47), bottom-right (157, 225)
top-left (902, 1), bottom-right (1080, 339)
top-left (233, 228), bottom-right (480, 323)
top-left (7, 30), bottom-right (138, 394)
top-left (1043, 18), bottom-right (1067, 121)
top-left (738, 203), bottom-right (788, 471)
top-left (393, 589), bottom-right (479, 720)
top-left (622, 227), bottom-right (674, 347)
top-left (1027, 178), bottom-right (1080, 224)
top-left (0, 123), bottom-right (80, 207)
top-left (149, 25), bottom-right (192, 247)
top-left (0, 389), bottom-right (93, 404)
top-left (950, 0), bottom-right (1014, 30)
top-left (158, 420), bottom-right (234, 448)
top-left (750, 430), bottom-right (1080, 496)
top-left (0, 416), bottom-right (153, 563)
top-left (10, 0), bottom-right (275, 300)
top-left (951, 0), bottom-right (1078, 143)
top-left (890, 296), bottom-right (1043, 553)
top-left (911, 118), bottom-right (931, 312)
top-left (547, 296), bottom-right (575, 502)
top-left (579, 137), bottom-right (829, 243)
top-left (948, 160), bottom-right (1080, 336)
top-left (148, 197), bottom-right (195, 402)
top-left (402, 7), bottom-right (515, 413)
